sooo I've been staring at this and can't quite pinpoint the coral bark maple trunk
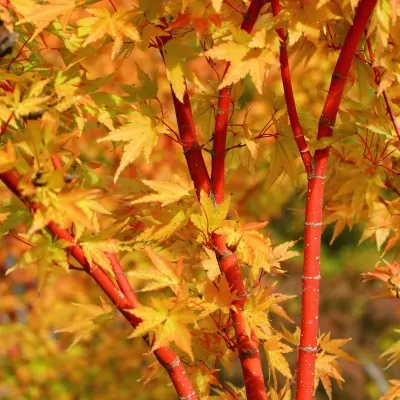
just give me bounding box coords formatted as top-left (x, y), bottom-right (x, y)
top-left (272, 0), bottom-right (377, 398)
top-left (169, 86), bottom-right (268, 400)
top-left (299, 1), bottom-right (377, 398)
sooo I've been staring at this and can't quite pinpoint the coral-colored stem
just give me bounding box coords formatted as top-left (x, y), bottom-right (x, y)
top-left (212, 233), bottom-right (268, 400)
top-left (211, 0), bottom-right (266, 204)
top-left (271, 0), bottom-right (312, 174)
top-left (295, 1), bottom-right (377, 399)
top-left (365, 36), bottom-right (400, 141)
top-left (0, 170), bottom-right (198, 400)
top-left (171, 90), bottom-right (211, 196)
top-left (50, 156), bottom-right (140, 308)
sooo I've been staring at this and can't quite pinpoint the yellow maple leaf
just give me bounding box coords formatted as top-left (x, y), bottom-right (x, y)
top-left (203, 276), bottom-right (236, 312)
top-left (204, 22), bottom-right (278, 93)
top-left (77, 8), bottom-right (140, 59)
top-left (97, 112), bottom-right (160, 182)
top-left (132, 206), bottom-right (191, 246)
top-left (319, 333), bottom-right (359, 363)
top-left (131, 177), bottom-right (192, 207)
top-left (201, 247), bottom-right (221, 281)
top-left (314, 353), bottom-right (344, 400)
top-left (56, 298), bottom-right (114, 349)
top-left (264, 335), bottom-right (293, 380)
top-left (217, 220), bottom-right (273, 277)
top-left (190, 191), bottom-right (231, 240)
top-left (128, 249), bottom-right (180, 294)
top-left (81, 240), bottom-right (125, 275)
top-left (243, 288), bottom-right (294, 340)
top-left (270, 240), bottom-right (300, 270)
top-left (129, 296), bottom-right (197, 360)
top-left (14, 0), bottom-right (75, 39)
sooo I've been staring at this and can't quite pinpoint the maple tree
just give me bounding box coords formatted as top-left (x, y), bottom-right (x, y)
top-left (0, 0), bottom-right (399, 399)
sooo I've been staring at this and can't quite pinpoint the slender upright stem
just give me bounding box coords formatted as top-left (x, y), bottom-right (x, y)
top-left (172, 90), bottom-right (211, 197)
top-left (0, 170), bottom-right (198, 400)
top-left (167, 69), bottom-right (268, 400)
top-left (271, 0), bottom-right (312, 174)
top-left (271, 0), bottom-right (377, 398)
top-left (211, 0), bottom-right (267, 204)
top-left (297, 1), bottom-right (377, 399)
top-left (212, 234), bottom-right (268, 400)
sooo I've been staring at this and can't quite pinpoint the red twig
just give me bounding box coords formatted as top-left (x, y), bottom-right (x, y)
top-left (211, 0), bottom-right (267, 205)
top-left (365, 35), bottom-right (400, 141)
top-left (223, 0), bottom-right (245, 15)
top-left (0, 112), bottom-right (14, 136)
top-left (295, 1), bottom-right (377, 399)
top-left (271, 0), bottom-right (313, 174)
top-left (51, 156), bottom-right (140, 307)
top-left (0, 170), bottom-right (198, 400)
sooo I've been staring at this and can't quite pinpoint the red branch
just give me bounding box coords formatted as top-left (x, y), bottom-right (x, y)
top-left (271, 0), bottom-right (313, 174)
top-left (212, 233), bottom-right (268, 400)
top-left (365, 35), bottom-right (400, 141)
top-left (171, 90), bottom-right (211, 197)
top-left (0, 170), bottom-right (197, 400)
top-left (51, 155), bottom-right (140, 309)
top-left (211, 0), bottom-right (267, 205)
top-left (295, 1), bottom-right (377, 399)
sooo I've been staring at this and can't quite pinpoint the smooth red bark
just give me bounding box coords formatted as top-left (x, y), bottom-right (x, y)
top-left (296, 1), bottom-right (377, 399)
top-left (212, 233), bottom-right (268, 400)
top-left (271, 0), bottom-right (313, 174)
top-left (211, 0), bottom-right (267, 204)
top-left (171, 90), bottom-right (211, 197)
top-left (165, 3), bottom-right (269, 396)
top-left (0, 170), bottom-right (198, 400)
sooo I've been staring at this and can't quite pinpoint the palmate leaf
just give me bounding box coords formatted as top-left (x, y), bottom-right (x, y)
top-left (56, 298), bottom-right (114, 349)
top-left (6, 233), bottom-right (70, 293)
top-left (190, 191), bottom-right (231, 240)
top-left (163, 37), bottom-right (207, 102)
top-left (314, 354), bottom-right (344, 400)
top-left (97, 112), bottom-right (161, 182)
top-left (77, 8), bottom-right (140, 59)
top-left (128, 249), bottom-right (180, 294)
top-left (216, 220), bottom-right (275, 278)
top-left (132, 208), bottom-right (190, 245)
top-left (131, 177), bottom-right (192, 207)
top-left (314, 333), bottom-right (358, 399)
top-left (263, 335), bottom-right (293, 380)
top-left (243, 288), bottom-right (294, 340)
top-left (13, 0), bottom-right (76, 39)
top-left (129, 296), bottom-right (197, 360)
top-left (28, 188), bottom-right (111, 238)
top-left (319, 333), bottom-right (359, 363)
top-left (203, 20), bottom-right (278, 93)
